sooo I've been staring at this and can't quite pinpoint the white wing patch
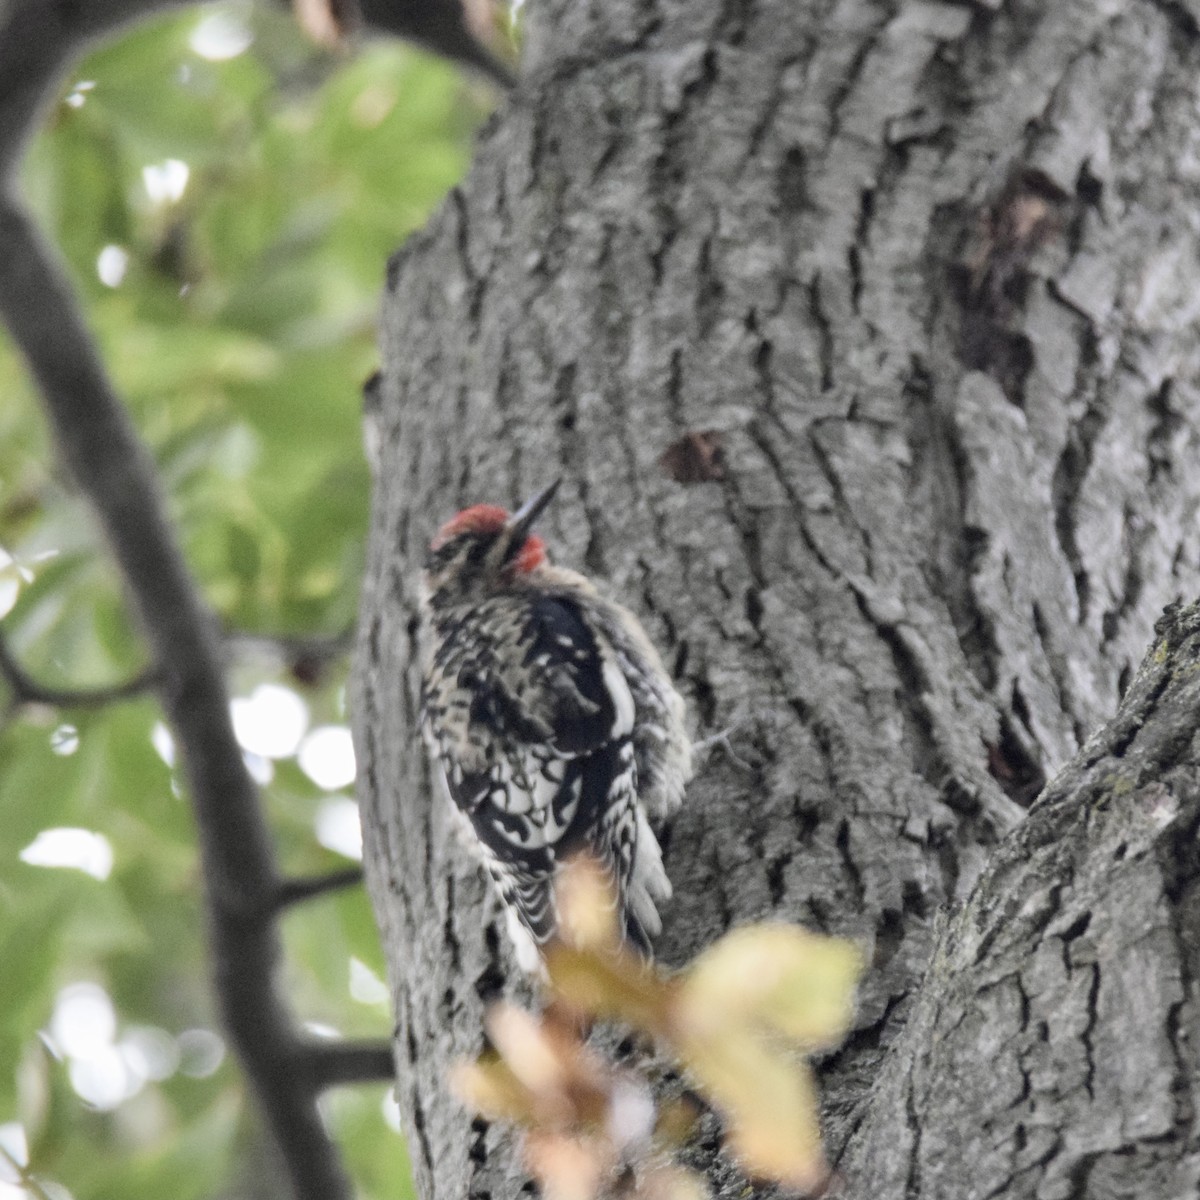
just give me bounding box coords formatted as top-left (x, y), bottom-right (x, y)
top-left (601, 650), bottom-right (636, 739)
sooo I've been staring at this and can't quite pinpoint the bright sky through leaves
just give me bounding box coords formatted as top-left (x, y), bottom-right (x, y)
top-left (20, 828), bottom-right (113, 880)
top-left (189, 9), bottom-right (254, 60)
top-left (230, 683), bottom-right (309, 758)
top-left (96, 244), bottom-right (129, 287)
top-left (315, 797), bottom-right (363, 860)
top-left (298, 724), bottom-right (356, 789)
top-left (141, 159), bottom-right (190, 205)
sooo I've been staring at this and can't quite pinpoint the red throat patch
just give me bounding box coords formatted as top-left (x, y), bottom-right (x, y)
top-left (511, 535), bottom-right (547, 574)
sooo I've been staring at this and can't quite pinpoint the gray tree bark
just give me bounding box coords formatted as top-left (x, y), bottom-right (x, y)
top-left (353, 1), bottom-right (1200, 1196)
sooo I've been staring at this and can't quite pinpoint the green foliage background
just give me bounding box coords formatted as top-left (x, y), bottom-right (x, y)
top-left (0, 4), bottom-right (484, 1195)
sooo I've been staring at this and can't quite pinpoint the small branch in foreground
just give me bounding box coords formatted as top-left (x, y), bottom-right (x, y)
top-left (0, 626), bottom-right (157, 710)
top-left (301, 1040), bottom-right (396, 1090)
top-left (275, 867), bottom-right (364, 911)
top-left (0, 192), bottom-right (353, 1200)
top-left (225, 625), bottom-right (355, 685)
top-left (226, 626), bottom-right (355, 659)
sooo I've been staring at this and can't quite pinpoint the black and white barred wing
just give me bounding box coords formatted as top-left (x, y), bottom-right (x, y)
top-left (422, 595), bottom-right (670, 968)
top-left (582, 593), bottom-right (693, 822)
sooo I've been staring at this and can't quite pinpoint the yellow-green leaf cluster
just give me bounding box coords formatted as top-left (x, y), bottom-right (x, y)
top-left (454, 858), bottom-right (864, 1198)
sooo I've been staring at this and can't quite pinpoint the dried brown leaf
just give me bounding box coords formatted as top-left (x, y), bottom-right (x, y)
top-left (292, 0), bottom-right (361, 48)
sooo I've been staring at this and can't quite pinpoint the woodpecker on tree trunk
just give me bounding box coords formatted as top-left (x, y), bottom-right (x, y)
top-left (418, 480), bottom-right (693, 972)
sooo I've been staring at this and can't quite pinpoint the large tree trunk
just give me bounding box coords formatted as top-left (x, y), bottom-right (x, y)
top-left (352, 1), bottom-right (1200, 1196)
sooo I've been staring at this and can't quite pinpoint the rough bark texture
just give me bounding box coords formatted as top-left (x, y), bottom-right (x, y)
top-left (353, 1), bottom-right (1200, 1196)
top-left (836, 599), bottom-right (1200, 1198)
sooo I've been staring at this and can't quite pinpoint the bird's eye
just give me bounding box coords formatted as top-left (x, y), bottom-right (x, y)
top-left (429, 540), bottom-right (461, 569)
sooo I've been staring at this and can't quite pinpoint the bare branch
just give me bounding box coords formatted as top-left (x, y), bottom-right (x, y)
top-left (301, 1039), bottom-right (397, 1089)
top-left (0, 0), bottom-right (195, 186)
top-left (225, 624), bottom-right (355, 685)
top-left (0, 0), bottom-right (509, 191)
top-left (275, 867), bottom-right (365, 911)
top-left (0, 194), bottom-right (355, 1200)
top-left (0, 1), bottom-right (367, 1188)
top-left (357, 0), bottom-right (517, 89)
top-left (0, 625), bottom-right (157, 710)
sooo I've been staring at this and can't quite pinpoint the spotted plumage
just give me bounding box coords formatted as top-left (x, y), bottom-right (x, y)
top-left (419, 481), bottom-right (691, 971)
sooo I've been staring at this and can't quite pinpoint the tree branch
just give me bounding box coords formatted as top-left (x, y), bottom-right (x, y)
top-left (0, 192), bottom-right (353, 1200)
top-left (301, 1039), bottom-right (397, 1089)
top-left (0, 3), bottom-right (469, 1191)
top-left (835, 599), bottom-right (1200, 1196)
top-left (0, 0), bottom-right (196, 186)
top-left (275, 867), bottom-right (365, 911)
top-left (0, 0), bottom-right (510, 190)
top-left (0, 0), bottom-right (513, 1194)
top-left (225, 624), bottom-right (356, 685)
top-left (0, 625), bottom-right (157, 710)
top-left (356, 0), bottom-right (517, 89)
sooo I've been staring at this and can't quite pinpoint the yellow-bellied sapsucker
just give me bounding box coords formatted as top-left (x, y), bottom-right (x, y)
top-left (419, 480), bottom-right (692, 972)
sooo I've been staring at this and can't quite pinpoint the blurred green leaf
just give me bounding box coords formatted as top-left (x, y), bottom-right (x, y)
top-left (325, 1086), bottom-right (417, 1200)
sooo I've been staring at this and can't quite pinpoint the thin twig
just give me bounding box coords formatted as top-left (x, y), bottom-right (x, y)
top-left (0, 625), bottom-right (157, 709)
top-left (301, 1039), bottom-right (396, 1089)
top-left (275, 867), bottom-right (365, 911)
top-left (226, 625), bottom-right (355, 659)
top-left (225, 624), bottom-right (355, 684)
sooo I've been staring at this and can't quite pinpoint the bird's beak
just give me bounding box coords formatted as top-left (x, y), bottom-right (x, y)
top-left (507, 478), bottom-right (562, 544)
